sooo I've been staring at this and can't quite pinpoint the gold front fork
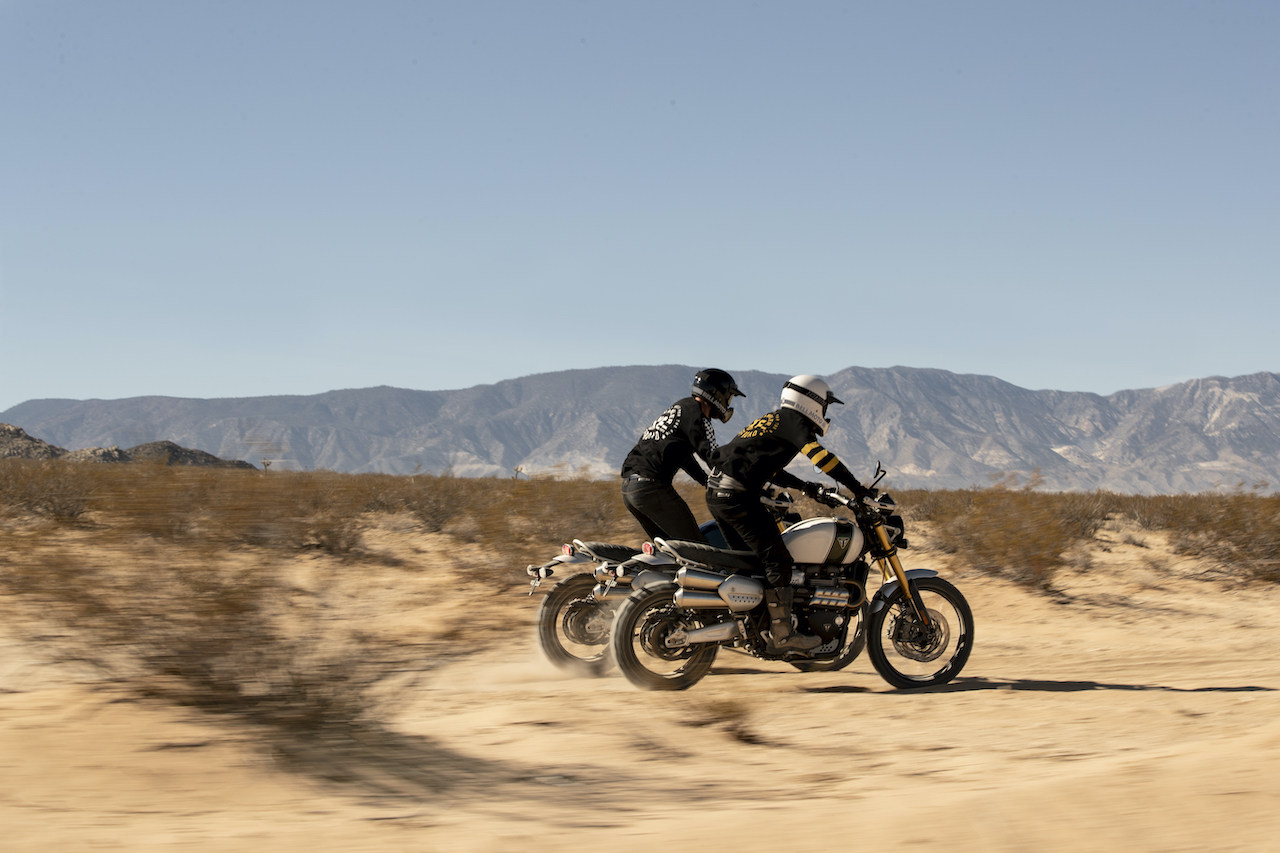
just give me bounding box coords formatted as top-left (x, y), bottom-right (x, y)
top-left (870, 520), bottom-right (931, 627)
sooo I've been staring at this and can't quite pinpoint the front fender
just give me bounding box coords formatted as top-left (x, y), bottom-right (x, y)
top-left (869, 569), bottom-right (939, 614)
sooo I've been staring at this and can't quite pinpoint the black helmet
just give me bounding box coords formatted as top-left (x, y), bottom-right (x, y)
top-left (691, 368), bottom-right (745, 423)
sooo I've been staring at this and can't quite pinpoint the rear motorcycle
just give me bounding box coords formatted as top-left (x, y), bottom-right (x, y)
top-left (527, 490), bottom-right (865, 677)
top-left (610, 465), bottom-right (974, 691)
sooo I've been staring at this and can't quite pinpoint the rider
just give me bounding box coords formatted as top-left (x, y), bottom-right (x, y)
top-left (621, 368), bottom-right (745, 544)
top-left (706, 374), bottom-right (871, 652)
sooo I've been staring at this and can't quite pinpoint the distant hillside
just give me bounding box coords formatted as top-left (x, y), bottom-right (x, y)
top-left (0, 424), bottom-right (254, 469)
top-left (4, 365), bottom-right (1279, 493)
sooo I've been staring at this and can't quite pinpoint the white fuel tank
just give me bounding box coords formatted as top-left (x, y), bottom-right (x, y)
top-left (782, 517), bottom-right (863, 565)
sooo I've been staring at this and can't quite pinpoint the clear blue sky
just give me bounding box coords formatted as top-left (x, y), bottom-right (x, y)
top-left (2, 1), bottom-right (1276, 412)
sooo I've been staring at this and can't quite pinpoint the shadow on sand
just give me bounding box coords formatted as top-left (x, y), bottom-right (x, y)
top-left (263, 720), bottom-right (618, 804)
top-left (804, 676), bottom-right (1277, 695)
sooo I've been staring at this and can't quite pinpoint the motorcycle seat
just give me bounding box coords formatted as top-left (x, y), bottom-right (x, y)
top-left (654, 538), bottom-right (760, 574)
top-left (573, 540), bottom-right (642, 564)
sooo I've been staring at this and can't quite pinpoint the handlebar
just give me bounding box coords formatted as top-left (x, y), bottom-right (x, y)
top-left (812, 485), bottom-right (893, 512)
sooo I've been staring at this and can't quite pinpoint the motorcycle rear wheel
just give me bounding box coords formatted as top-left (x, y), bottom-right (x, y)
top-left (612, 582), bottom-right (718, 691)
top-left (866, 576), bottom-right (973, 689)
top-left (789, 603), bottom-right (868, 672)
top-left (536, 573), bottom-right (614, 677)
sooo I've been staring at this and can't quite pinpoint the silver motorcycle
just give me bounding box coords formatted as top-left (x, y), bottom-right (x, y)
top-left (610, 465), bottom-right (974, 691)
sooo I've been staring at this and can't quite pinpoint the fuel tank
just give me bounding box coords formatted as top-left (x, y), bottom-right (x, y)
top-left (782, 517), bottom-right (864, 565)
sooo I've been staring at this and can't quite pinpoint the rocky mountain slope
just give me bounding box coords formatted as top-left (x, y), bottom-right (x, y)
top-left (4, 365), bottom-right (1279, 493)
top-left (0, 424), bottom-right (253, 468)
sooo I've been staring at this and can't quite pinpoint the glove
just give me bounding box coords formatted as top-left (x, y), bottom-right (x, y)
top-left (852, 482), bottom-right (876, 501)
top-left (801, 481), bottom-right (824, 500)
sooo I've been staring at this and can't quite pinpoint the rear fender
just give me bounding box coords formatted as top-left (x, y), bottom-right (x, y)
top-left (527, 551), bottom-right (593, 579)
top-left (869, 569), bottom-right (939, 614)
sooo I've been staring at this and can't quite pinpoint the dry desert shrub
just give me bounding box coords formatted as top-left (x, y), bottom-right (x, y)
top-left (0, 458), bottom-right (95, 523)
top-left (4, 459), bottom-right (1280, 739)
top-left (0, 462), bottom-right (644, 740)
top-left (0, 461), bottom-right (641, 576)
top-left (899, 485), bottom-right (1280, 587)
top-left (4, 461), bottom-right (1280, 588)
top-left (896, 487), bottom-right (1110, 590)
top-left (0, 543), bottom-right (379, 732)
top-left (1107, 491), bottom-right (1280, 583)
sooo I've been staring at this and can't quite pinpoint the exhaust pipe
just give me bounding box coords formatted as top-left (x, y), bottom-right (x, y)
top-left (675, 577), bottom-right (764, 613)
top-left (675, 621), bottom-right (741, 645)
top-left (676, 566), bottom-right (731, 590)
top-left (673, 589), bottom-right (729, 609)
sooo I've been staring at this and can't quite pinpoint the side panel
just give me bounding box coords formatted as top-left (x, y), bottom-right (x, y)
top-left (631, 568), bottom-right (676, 590)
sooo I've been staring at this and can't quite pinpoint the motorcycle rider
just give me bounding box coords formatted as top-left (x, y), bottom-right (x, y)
top-left (706, 374), bottom-right (871, 653)
top-left (621, 368), bottom-right (745, 544)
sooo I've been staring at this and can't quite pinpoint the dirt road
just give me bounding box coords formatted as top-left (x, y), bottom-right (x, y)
top-left (3, 523), bottom-right (1278, 851)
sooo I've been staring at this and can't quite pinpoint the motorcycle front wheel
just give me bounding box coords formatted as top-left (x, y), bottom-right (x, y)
top-left (789, 603), bottom-right (867, 672)
top-left (536, 573), bottom-right (615, 677)
top-left (866, 576), bottom-right (973, 689)
top-left (611, 582), bottom-right (718, 691)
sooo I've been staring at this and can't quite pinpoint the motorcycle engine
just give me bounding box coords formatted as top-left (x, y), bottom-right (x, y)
top-left (801, 582), bottom-right (856, 643)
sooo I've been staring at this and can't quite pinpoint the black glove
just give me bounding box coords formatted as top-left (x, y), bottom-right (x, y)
top-left (852, 482), bottom-right (875, 501)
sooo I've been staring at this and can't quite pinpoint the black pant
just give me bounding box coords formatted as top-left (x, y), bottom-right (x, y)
top-left (706, 487), bottom-right (793, 587)
top-left (621, 477), bottom-right (705, 543)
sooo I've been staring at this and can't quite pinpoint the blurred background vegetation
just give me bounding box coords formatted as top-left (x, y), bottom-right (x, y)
top-left (1, 459), bottom-right (1277, 740)
top-left (3, 458), bottom-right (1278, 594)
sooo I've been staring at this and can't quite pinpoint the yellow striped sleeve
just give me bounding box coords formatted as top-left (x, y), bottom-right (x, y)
top-left (802, 441), bottom-right (841, 473)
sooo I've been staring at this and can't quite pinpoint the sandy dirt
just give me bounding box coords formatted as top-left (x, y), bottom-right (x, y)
top-left (3, 517), bottom-right (1279, 852)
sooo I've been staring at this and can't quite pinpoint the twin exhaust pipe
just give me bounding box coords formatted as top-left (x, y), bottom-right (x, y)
top-left (673, 566), bottom-right (765, 612)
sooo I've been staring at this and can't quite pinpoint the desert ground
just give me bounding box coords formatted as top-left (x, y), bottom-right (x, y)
top-left (3, 515), bottom-right (1279, 852)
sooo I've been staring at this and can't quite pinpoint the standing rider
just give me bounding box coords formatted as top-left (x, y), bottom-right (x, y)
top-left (621, 368), bottom-right (745, 544)
top-left (706, 374), bottom-right (871, 652)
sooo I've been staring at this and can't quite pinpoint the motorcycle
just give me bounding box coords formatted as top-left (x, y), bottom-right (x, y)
top-left (609, 465), bottom-right (974, 691)
top-left (527, 489), bottom-right (867, 677)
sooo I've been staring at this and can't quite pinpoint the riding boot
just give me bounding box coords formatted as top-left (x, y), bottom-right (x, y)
top-left (764, 588), bottom-right (821, 652)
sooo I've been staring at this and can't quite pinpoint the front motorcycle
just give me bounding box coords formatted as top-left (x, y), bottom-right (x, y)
top-left (610, 465), bottom-right (973, 691)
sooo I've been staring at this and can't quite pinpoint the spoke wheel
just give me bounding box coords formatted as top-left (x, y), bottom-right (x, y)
top-left (536, 573), bottom-right (614, 677)
top-left (867, 577), bottom-right (973, 689)
top-left (611, 582), bottom-right (718, 691)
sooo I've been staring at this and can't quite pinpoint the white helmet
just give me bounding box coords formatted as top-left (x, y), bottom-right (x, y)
top-left (779, 374), bottom-right (843, 435)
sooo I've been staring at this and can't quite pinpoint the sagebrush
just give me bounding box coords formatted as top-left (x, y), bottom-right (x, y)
top-left (2, 459), bottom-right (1277, 736)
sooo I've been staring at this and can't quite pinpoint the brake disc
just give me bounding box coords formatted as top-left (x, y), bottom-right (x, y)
top-left (562, 598), bottom-right (610, 645)
top-left (891, 608), bottom-right (950, 662)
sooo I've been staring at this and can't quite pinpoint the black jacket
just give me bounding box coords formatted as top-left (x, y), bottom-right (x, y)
top-left (710, 408), bottom-right (862, 493)
top-left (621, 396), bottom-right (718, 486)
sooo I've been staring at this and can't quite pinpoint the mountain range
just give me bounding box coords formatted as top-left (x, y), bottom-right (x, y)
top-left (4, 365), bottom-right (1279, 494)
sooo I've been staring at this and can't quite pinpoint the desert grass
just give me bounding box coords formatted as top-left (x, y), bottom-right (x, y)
top-left (2, 459), bottom-right (1278, 742)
